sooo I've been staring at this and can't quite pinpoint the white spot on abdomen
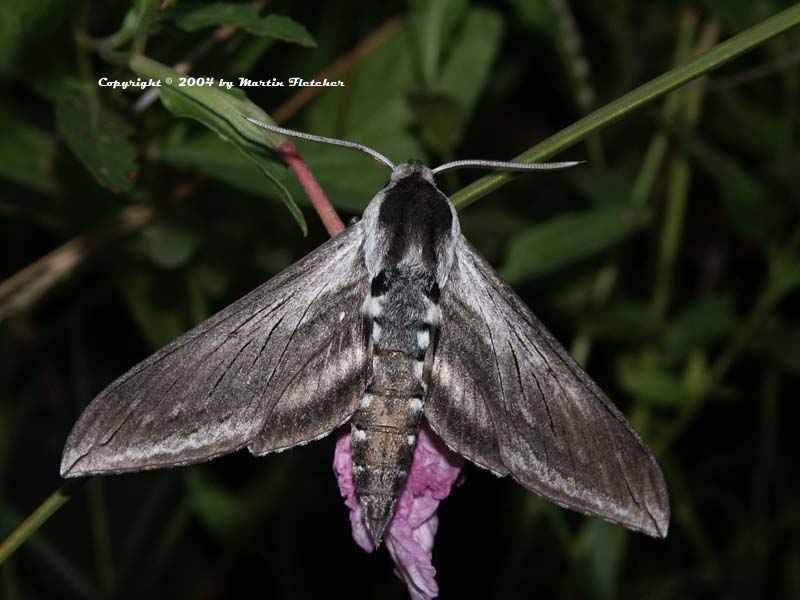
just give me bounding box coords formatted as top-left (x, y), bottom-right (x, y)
top-left (407, 435), bottom-right (416, 446)
top-left (353, 428), bottom-right (367, 442)
top-left (363, 294), bottom-right (384, 318)
top-left (417, 329), bottom-right (429, 350)
top-left (372, 322), bottom-right (382, 343)
top-left (410, 398), bottom-right (423, 412)
top-left (425, 303), bottom-right (441, 326)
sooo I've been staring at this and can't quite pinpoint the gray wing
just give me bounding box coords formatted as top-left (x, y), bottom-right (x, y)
top-left (425, 236), bottom-right (669, 537)
top-left (61, 223), bottom-right (368, 477)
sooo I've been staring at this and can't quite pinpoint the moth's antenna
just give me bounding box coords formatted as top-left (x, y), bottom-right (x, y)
top-left (431, 159), bottom-right (583, 175)
top-left (245, 117), bottom-right (396, 170)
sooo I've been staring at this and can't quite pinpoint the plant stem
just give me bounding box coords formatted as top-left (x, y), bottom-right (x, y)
top-left (132, 0), bottom-right (159, 55)
top-left (0, 481), bottom-right (84, 566)
top-left (277, 141), bottom-right (345, 237)
top-left (651, 20), bottom-right (720, 315)
top-left (451, 3), bottom-right (800, 210)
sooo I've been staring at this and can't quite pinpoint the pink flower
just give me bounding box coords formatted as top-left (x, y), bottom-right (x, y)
top-left (333, 421), bottom-right (463, 600)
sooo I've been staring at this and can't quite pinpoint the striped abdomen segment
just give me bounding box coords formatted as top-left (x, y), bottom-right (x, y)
top-left (350, 267), bottom-right (439, 545)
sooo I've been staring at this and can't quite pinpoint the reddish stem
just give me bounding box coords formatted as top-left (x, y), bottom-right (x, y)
top-left (276, 140), bottom-right (345, 238)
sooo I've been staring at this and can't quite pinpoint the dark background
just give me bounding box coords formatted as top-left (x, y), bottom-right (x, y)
top-left (1, 1), bottom-right (799, 598)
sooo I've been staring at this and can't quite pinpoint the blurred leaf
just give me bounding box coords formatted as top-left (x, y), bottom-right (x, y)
top-left (172, 3), bottom-right (316, 47)
top-left (408, 6), bottom-right (504, 155)
top-left (185, 261), bottom-right (230, 323)
top-left (306, 25), bottom-right (418, 152)
top-left (664, 296), bottom-right (736, 360)
top-left (228, 36), bottom-right (276, 74)
top-left (408, 92), bottom-right (463, 154)
top-left (55, 83), bottom-right (137, 193)
top-left (585, 521), bottom-right (625, 600)
top-left (750, 324), bottom-right (800, 373)
top-left (766, 250), bottom-right (800, 301)
top-left (709, 89), bottom-right (794, 157)
top-left (451, 3), bottom-right (800, 209)
top-left (303, 26), bottom-right (424, 206)
top-left (142, 220), bottom-right (200, 269)
top-left (118, 270), bottom-right (187, 349)
top-left (130, 55), bottom-right (307, 234)
top-left (501, 204), bottom-right (651, 283)
top-left (0, 0), bottom-right (65, 75)
top-left (579, 300), bottom-right (663, 341)
top-left (569, 170), bottom-right (633, 206)
top-left (183, 467), bottom-right (281, 540)
top-left (671, 124), bottom-right (769, 239)
top-left (436, 8), bottom-right (504, 141)
top-left (183, 469), bottom-right (249, 538)
top-left (508, 0), bottom-right (558, 33)
top-left (0, 107), bottom-right (60, 194)
top-left (700, 0), bottom-right (759, 31)
top-left (409, 0), bottom-right (468, 83)
top-left (617, 354), bottom-right (691, 407)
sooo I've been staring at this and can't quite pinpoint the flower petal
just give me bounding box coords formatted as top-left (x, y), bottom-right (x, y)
top-left (333, 432), bottom-right (374, 553)
top-left (333, 422), bottom-right (463, 600)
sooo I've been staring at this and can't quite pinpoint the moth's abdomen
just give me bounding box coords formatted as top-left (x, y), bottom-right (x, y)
top-left (350, 266), bottom-right (438, 546)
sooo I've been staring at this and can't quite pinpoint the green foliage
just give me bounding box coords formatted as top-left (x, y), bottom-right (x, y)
top-left (1, 1), bottom-right (800, 600)
top-left (501, 204), bottom-right (651, 283)
top-left (171, 3), bottom-right (316, 46)
top-left (55, 82), bottom-right (138, 193)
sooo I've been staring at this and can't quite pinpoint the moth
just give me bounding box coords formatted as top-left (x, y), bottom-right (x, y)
top-left (61, 119), bottom-right (669, 545)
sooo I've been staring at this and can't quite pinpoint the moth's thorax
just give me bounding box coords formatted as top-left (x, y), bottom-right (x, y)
top-left (362, 161), bottom-right (460, 288)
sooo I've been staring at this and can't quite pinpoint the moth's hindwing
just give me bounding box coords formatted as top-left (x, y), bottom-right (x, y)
top-left (61, 223), bottom-right (369, 477)
top-left (425, 236), bottom-right (670, 538)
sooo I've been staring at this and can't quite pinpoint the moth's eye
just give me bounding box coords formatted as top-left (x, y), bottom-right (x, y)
top-left (371, 271), bottom-right (389, 296)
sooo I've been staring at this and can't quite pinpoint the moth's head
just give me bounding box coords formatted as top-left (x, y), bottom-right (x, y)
top-left (390, 160), bottom-right (435, 184)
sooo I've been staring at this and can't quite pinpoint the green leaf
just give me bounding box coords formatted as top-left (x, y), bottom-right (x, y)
top-left (0, 107), bottom-right (60, 194)
top-left (671, 125), bottom-right (768, 239)
top-left (306, 27), bottom-right (418, 150)
top-left (118, 270), bottom-right (188, 349)
top-left (569, 170), bottom-right (633, 206)
top-left (709, 89), bottom-right (794, 157)
top-left (408, 92), bottom-right (464, 155)
top-left (500, 204), bottom-right (651, 283)
top-left (142, 221), bottom-right (200, 269)
top-left (183, 469), bottom-right (248, 538)
top-left (617, 354), bottom-right (690, 408)
top-left (749, 323), bottom-right (800, 374)
top-left (438, 6), bottom-right (504, 114)
top-left (408, 7), bottom-right (504, 156)
top-left (172, 3), bottom-right (316, 47)
top-left (508, 0), bottom-right (559, 34)
top-left (0, 0), bottom-right (65, 76)
top-left (409, 0), bottom-right (468, 84)
top-left (130, 55), bottom-right (307, 234)
top-left (664, 296), bottom-right (736, 360)
top-left (54, 83), bottom-right (137, 193)
top-left (579, 301), bottom-right (664, 341)
top-left (183, 466), bottom-right (284, 540)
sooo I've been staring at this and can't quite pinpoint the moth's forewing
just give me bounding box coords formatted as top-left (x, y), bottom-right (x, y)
top-left (425, 237), bottom-right (669, 538)
top-left (61, 224), bottom-right (369, 477)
